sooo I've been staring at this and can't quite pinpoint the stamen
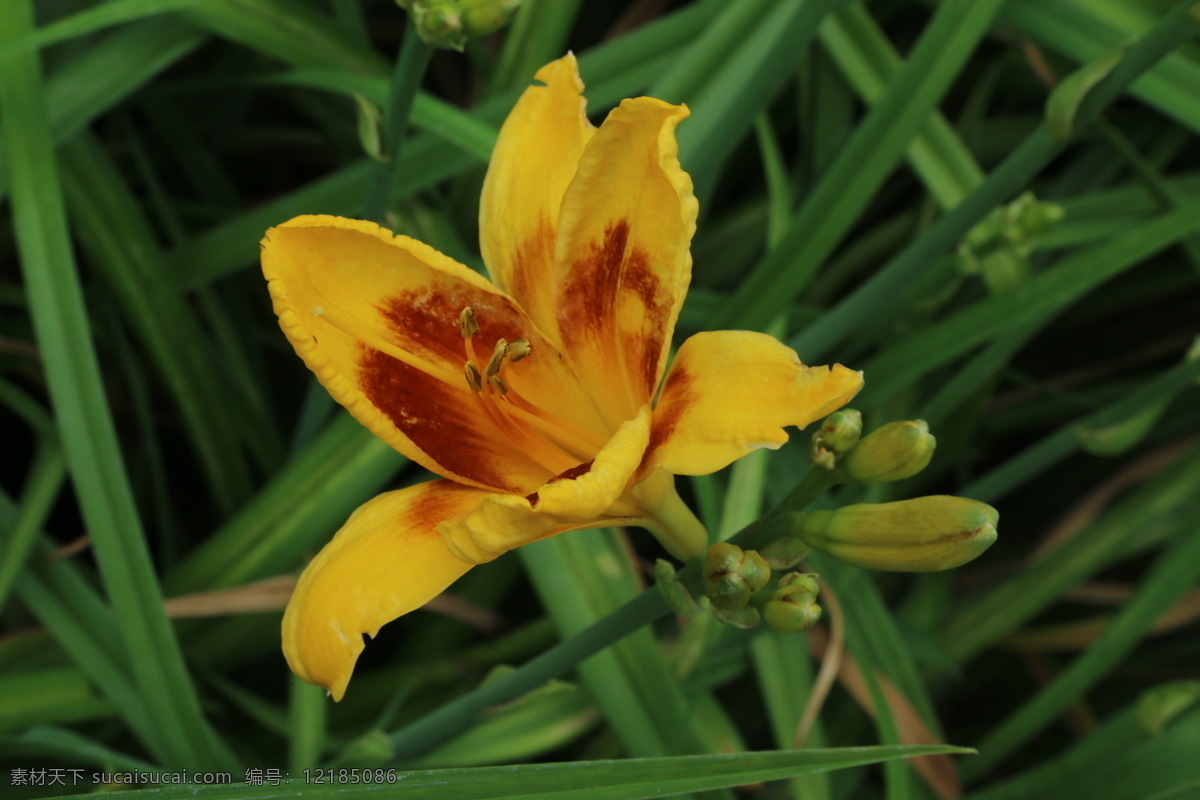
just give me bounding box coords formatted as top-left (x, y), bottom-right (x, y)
top-left (464, 361), bottom-right (483, 392)
top-left (459, 306), bottom-right (479, 338)
top-left (486, 338), bottom-right (508, 378)
top-left (507, 339), bottom-right (532, 362)
top-left (457, 306), bottom-right (599, 474)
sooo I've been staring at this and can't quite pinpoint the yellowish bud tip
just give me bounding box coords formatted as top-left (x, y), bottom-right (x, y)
top-left (838, 419), bottom-right (936, 484)
top-left (791, 496), bottom-right (998, 572)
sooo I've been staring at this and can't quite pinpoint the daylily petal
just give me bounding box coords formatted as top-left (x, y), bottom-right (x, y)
top-left (553, 97), bottom-right (698, 429)
top-left (281, 480), bottom-right (484, 701)
top-left (480, 53), bottom-right (594, 336)
top-left (642, 331), bottom-right (864, 476)
top-left (438, 406), bottom-right (652, 564)
top-left (262, 215), bottom-right (606, 494)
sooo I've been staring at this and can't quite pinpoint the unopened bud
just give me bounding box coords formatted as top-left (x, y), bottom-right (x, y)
top-left (459, 0), bottom-right (520, 37)
top-left (762, 573), bottom-right (821, 634)
top-left (790, 496), bottom-right (998, 572)
top-left (704, 542), bottom-right (770, 611)
top-left (409, 0), bottom-right (466, 50)
top-left (837, 420), bottom-right (935, 483)
top-left (812, 409), bottom-right (863, 470)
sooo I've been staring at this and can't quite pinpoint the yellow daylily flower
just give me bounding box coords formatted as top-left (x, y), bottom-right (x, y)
top-left (261, 54), bottom-right (863, 701)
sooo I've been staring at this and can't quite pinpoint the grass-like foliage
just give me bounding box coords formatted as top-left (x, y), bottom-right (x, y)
top-left (2, 1), bottom-right (1199, 798)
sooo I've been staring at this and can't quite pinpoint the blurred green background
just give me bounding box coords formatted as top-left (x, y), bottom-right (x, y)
top-left (2, 0), bottom-right (1199, 798)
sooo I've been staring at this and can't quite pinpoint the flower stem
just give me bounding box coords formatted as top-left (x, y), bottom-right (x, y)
top-left (362, 23), bottom-right (434, 224)
top-left (387, 466), bottom-right (837, 760)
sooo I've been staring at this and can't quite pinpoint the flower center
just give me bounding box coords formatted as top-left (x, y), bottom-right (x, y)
top-left (459, 306), bottom-right (607, 478)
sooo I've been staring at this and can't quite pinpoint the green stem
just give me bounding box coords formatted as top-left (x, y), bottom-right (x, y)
top-left (388, 467), bottom-right (837, 760)
top-left (362, 23), bottom-right (434, 223)
top-left (792, 0), bottom-right (1200, 362)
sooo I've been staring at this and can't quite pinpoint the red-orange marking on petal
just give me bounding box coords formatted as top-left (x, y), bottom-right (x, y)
top-left (623, 251), bottom-right (671, 398)
top-left (562, 219), bottom-right (631, 338)
top-left (524, 459), bottom-right (595, 505)
top-left (358, 346), bottom-right (525, 493)
top-left (376, 291), bottom-right (526, 367)
top-left (405, 481), bottom-right (484, 539)
top-left (644, 366), bottom-right (695, 469)
top-left (509, 219), bottom-right (555, 313)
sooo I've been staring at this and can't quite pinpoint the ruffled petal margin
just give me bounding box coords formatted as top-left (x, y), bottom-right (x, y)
top-left (282, 480), bottom-right (484, 701)
top-left (552, 97), bottom-right (698, 429)
top-left (261, 215), bottom-right (606, 494)
top-left (479, 53), bottom-right (594, 337)
top-left (641, 331), bottom-right (864, 477)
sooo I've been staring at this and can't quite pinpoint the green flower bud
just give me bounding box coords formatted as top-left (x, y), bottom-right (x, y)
top-left (762, 573), bottom-right (822, 634)
top-left (704, 542), bottom-right (770, 611)
top-left (791, 495), bottom-right (998, 572)
top-left (410, 0), bottom-right (466, 50)
top-left (811, 409), bottom-right (863, 470)
top-left (459, 0), bottom-right (520, 37)
top-left (837, 420), bottom-right (935, 483)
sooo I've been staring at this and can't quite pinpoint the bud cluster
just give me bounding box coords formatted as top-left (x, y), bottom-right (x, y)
top-left (958, 191), bottom-right (1065, 293)
top-left (398, 0), bottom-right (521, 50)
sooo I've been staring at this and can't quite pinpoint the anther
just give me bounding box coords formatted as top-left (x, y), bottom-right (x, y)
top-left (507, 338), bottom-right (532, 362)
top-left (464, 361), bottom-right (483, 392)
top-left (459, 306), bottom-right (479, 338)
top-left (486, 338), bottom-right (508, 378)
top-left (489, 375), bottom-right (509, 395)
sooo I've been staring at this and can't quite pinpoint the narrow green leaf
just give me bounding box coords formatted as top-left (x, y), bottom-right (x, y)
top-left (489, 0), bottom-right (582, 92)
top-left (35, 746), bottom-right (974, 800)
top-left (166, 414), bottom-right (404, 593)
top-left (966, 512), bottom-right (1200, 777)
top-left (0, 2), bottom-right (233, 768)
top-left (860, 197), bottom-right (1200, 399)
top-left (0, 18), bottom-right (205, 199)
top-left (943, 444), bottom-right (1200, 662)
top-left (1046, 48), bottom-right (1124, 139)
top-left (714, 0), bottom-right (1006, 330)
top-left (791, 0), bottom-right (1200, 361)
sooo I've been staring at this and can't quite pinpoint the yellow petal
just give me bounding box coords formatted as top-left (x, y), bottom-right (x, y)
top-left (261, 215), bottom-right (606, 494)
top-left (282, 480), bottom-right (484, 701)
top-left (438, 406), bottom-right (652, 564)
top-left (553, 97), bottom-right (698, 429)
top-left (480, 54), bottom-right (594, 337)
top-left (642, 331), bottom-right (864, 476)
